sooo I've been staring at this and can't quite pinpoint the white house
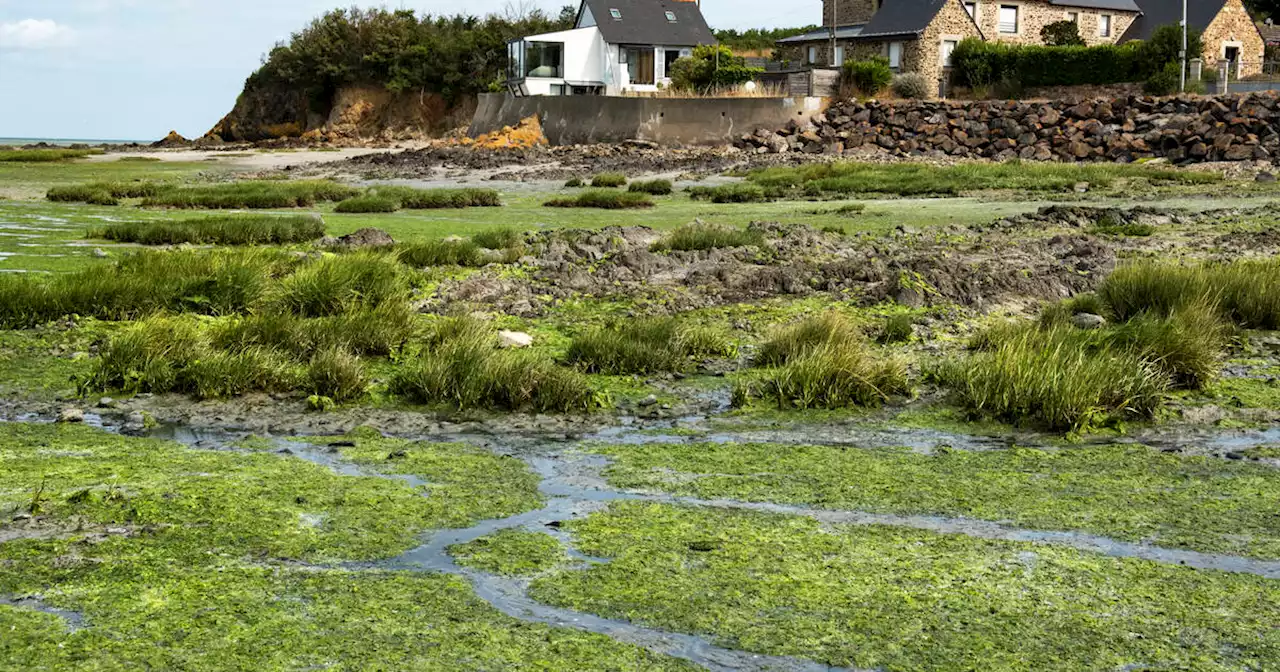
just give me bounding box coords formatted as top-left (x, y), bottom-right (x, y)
top-left (507, 0), bottom-right (718, 96)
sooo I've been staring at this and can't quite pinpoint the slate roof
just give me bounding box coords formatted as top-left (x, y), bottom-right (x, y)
top-left (1119, 0), bottom-right (1227, 42)
top-left (776, 25), bottom-right (867, 43)
top-left (579, 0), bottom-right (717, 46)
top-left (1051, 0), bottom-right (1142, 12)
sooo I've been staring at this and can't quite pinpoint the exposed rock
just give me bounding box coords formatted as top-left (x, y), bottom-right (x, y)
top-left (151, 130), bottom-right (191, 148)
top-left (57, 408), bottom-right (85, 424)
top-left (1070, 313), bottom-right (1107, 330)
top-left (328, 228), bottom-right (394, 249)
top-left (497, 331), bottom-right (534, 349)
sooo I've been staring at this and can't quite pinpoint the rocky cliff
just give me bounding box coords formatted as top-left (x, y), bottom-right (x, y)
top-left (205, 83), bottom-right (474, 143)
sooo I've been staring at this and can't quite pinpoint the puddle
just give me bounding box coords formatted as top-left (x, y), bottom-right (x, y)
top-left (0, 596), bottom-right (85, 631)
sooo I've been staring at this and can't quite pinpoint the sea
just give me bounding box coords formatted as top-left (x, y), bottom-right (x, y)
top-left (0, 137), bottom-right (144, 147)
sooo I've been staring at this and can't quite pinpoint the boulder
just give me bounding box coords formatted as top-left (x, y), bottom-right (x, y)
top-left (1070, 313), bottom-right (1106, 330)
top-left (497, 331), bottom-right (534, 349)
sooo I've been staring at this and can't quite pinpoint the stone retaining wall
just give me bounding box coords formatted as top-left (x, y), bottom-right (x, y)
top-left (736, 93), bottom-right (1280, 162)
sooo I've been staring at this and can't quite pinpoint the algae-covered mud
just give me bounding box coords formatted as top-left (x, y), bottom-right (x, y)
top-left (1, 151), bottom-right (1279, 670)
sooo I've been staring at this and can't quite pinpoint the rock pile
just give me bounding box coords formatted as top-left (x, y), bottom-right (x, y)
top-left (737, 93), bottom-right (1280, 163)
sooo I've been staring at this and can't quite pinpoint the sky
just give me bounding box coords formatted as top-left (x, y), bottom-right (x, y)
top-left (0, 0), bottom-right (808, 141)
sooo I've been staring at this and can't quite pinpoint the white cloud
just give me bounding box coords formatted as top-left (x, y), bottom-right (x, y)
top-left (0, 19), bottom-right (77, 50)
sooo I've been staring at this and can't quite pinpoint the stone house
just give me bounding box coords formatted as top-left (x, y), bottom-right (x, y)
top-left (1119, 0), bottom-right (1266, 77)
top-left (776, 0), bottom-right (1260, 93)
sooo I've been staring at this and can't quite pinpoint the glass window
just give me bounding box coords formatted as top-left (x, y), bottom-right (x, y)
top-left (998, 5), bottom-right (1018, 33)
top-left (1099, 14), bottom-right (1112, 37)
top-left (888, 42), bottom-right (903, 69)
top-left (941, 40), bottom-right (958, 67)
top-left (964, 2), bottom-right (977, 18)
top-left (808, 46), bottom-right (817, 64)
top-left (610, 8), bottom-right (621, 19)
top-left (1067, 11), bottom-right (1078, 22)
top-left (524, 41), bottom-right (563, 78)
top-left (665, 11), bottom-right (677, 22)
top-left (835, 46), bottom-right (845, 65)
top-left (626, 47), bottom-right (655, 85)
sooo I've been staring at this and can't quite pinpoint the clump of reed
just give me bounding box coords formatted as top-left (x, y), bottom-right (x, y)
top-left (544, 191), bottom-right (654, 209)
top-left (590, 173), bottom-right (628, 188)
top-left (46, 185), bottom-right (119, 206)
top-left (1099, 260), bottom-right (1280, 329)
top-left (274, 253), bottom-right (408, 317)
top-left (471, 228), bottom-right (523, 250)
top-left (564, 317), bottom-right (733, 374)
top-left (140, 180), bottom-right (359, 209)
top-left (334, 195), bottom-right (400, 214)
top-left (397, 240), bottom-right (487, 268)
top-left (0, 149), bottom-right (102, 162)
top-left (367, 186), bottom-right (502, 209)
top-left (628, 179), bottom-right (673, 196)
top-left (214, 303), bottom-right (415, 358)
top-left (687, 184), bottom-right (770, 203)
top-left (93, 214), bottom-right (326, 246)
top-left (389, 317), bottom-right (597, 412)
top-left (305, 347), bottom-right (369, 402)
top-left (650, 222), bottom-right (765, 252)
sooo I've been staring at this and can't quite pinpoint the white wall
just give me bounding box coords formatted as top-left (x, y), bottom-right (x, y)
top-left (519, 27), bottom-right (607, 96)
top-left (613, 45), bottom-right (694, 94)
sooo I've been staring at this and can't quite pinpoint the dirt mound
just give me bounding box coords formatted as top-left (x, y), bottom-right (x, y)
top-left (427, 222), bottom-right (1115, 316)
top-left (461, 116), bottom-right (548, 150)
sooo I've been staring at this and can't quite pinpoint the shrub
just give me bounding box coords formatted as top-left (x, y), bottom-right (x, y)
top-left (305, 347), bottom-right (368, 402)
top-left (47, 185), bottom-right (118, 206)
top-left (651, 222), bottom-right (765, 252)
top-left (1041, 20), bottom-right (1084, 46)
top-left (756, 312), bottom-right (864, 367)
top-left (397, 239), bottom-right (485, 267)
top-left (741, 344), bottom-right (909, 409)
top-left (95, 215), bottom-right (326, 246)
top-left (890, 73), bottom-right (931, 99)
top-left (1144, 61), bottom-right (1182, 96)
top-left (275, 253), bottom-right (407, 317)
top-left (564, 317), bottom-right (733, 374)
top-left (591, 173), bottom-right (628, 188)
top-left (544, 191), bottom-right (654, 209)
top-left (628, 179), bottom-right (674, 196)
top-left (335, 195), bottom-right (401, 213)
top-left (668, 45), bottom-right (762, 92)
top-left (939, 325), bottom-right (1168, 432)
top-left (686, 183), bottom-right (769, 203)
top-left (843, 58), bottom-right (893, 96)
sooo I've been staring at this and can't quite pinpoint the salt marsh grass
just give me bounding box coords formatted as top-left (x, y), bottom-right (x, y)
top-left (564, 318), bottom-right (733, 374)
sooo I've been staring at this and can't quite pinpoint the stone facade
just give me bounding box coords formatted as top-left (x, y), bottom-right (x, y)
top-left (916, 0), bottom-right (986, 86)
top-left (972, 1), bottom-right (1136, 46)
top-left (822, 0), bottom-right (880, 27)
top-left (1201, 0), bottom-right (1265, 77)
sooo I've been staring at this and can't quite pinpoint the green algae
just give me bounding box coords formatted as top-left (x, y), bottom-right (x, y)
top-left (0, 424), bottom-right (694, 670)
top-left (449, 529), bottom-right (567, 576)
top-left (532, 502), bottom-right (1280, 671)
top-left (317, 436), bottom-right (544, 529)
top-left (596, 442), bottom-right (1280, 558)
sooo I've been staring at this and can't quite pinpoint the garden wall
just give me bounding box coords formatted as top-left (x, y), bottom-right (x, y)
top-left (470, 94), bottom-right (827, 146)
top-left (737, 93), bottom-right (1280, 162)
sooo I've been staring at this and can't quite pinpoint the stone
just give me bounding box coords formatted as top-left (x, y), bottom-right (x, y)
top-left (1256, 171), bottom-right (1277, 183)
top-left (497, 330), bottom-right (534, 349)
top-left (92, 248), bottom-right (109, 258)
top-left (58, 408), bottom-right (85, 424)
top-left (1070, 313), bottom-right (1106, 330)
top-left (97, 397), bottom-right (117, 409)
top-left (331, 227), bottom-right (394, 249)
top-left (638, 394), bottom-right (659, 408)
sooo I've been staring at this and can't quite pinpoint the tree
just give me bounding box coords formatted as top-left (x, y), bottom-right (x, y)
top-left (1041, 20), bottom-right (1085, 46)
top-left (1139, 23), bottom-right (1204, 76)
top-left (668, 45), bottom-right (763, 92)
top-left (558, 5), bottom-right (578, 27)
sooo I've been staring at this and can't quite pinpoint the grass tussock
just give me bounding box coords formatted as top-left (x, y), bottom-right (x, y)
top-left (368, 186), bottom-right (501, 209)
top-left (564, 177), bottom-right (584, 188)
top-left (84, 317), bottom-right (298, 400)
top-left (747, 161), bottom-right (1220, 197)
top-left (544, 190), bottom-right (654, 209)
top-left (215, 303), bottom-right (414, 358)
top-left (398, 239), bottom-right (488, 268)
top-left (305, 347), bottom-right (369, 402)
top-left (390, 318), bottom-right (597, 412)
top-left (1099, 260), bottom-right (1280, 329)
top-left (564, 318), bottom-right (733, 374)
top-left (590, 173), bottom-right (627, 188)
top-left (628, 179), bottom-right (673, 196)
top-left (0, 148), bottom-right (102, 162)
top-left (94, 214), bottom-right (326, 246)
top-left (140, 180), bottom-right (359, 209)
top-left (687, 183), bottom-right (770, 203)
top-left (651, 222), bottom-right (765, 252)
top-left (0, 249), bottom-right (289, 328)
top-left (472, 228), bottom-right (522, 250)
top-left (755, 313), bottom-right (865, 367)
top-left (46, 185), bottom-right (119, 206)
top-left (275, 253), bottom-right (407, 317)
top-left (741, 344), bottom-right (909, 409)
top-left (334, 195), bottom-right (400, 214)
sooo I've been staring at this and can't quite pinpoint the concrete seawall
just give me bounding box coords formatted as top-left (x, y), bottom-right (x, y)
top-left (469, 94), bottom-right (827, 146)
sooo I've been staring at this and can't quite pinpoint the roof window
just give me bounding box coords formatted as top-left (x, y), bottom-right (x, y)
top-left (610, 8), bottom-right (622, 19)
top-left (665, 11), bottom-right (677, 22)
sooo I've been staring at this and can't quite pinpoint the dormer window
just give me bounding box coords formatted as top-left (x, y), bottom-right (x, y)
top-left (610, 8), bottom-right (622, 19)
top-left (665, 11), bottom-right (677, 22)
